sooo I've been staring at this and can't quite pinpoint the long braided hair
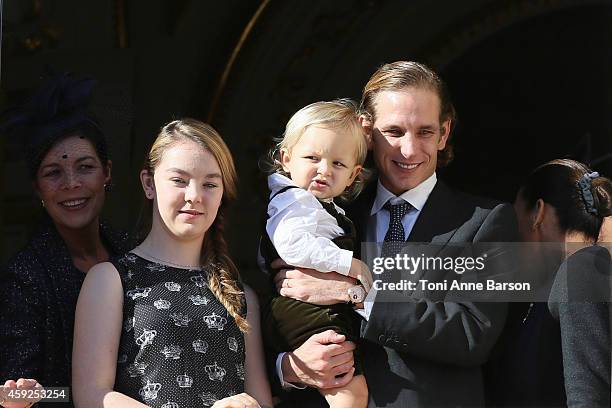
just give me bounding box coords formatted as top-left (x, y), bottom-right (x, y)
top-left (143, 118), bottom-right (248, 332)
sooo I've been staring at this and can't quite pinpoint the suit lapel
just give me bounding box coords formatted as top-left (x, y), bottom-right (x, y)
top-left (408, 180), bottom-right (463, 243)
top-left (347, 179), bottom-right (473, 257)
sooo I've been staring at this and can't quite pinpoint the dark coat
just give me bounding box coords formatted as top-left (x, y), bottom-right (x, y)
top-left (0, 217), bottom-right (129, 405)
top-left (273, 180), bottom-right (519, 407)
top-left (486, 244), bottom-right (612, 408)
top-left (353, 180), bottom-right (519, 407)
top-left (548, 245), bottom-right (611, 408)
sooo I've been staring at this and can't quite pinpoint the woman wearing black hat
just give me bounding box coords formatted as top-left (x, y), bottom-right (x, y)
top-left (0, 73), bottom-right (130, 408)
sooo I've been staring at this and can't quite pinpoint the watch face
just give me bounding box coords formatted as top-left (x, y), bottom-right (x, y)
top-left (348, 286), bottom-right (366, 303)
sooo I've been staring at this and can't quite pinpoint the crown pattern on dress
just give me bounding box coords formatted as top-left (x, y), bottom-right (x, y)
top-left (154, 299), bottom-right (171, 310)
top-left (176, 373), bottom-right (193, 388)
top-left (128, 362), bottom-right (148, 377)
top-left (190, 274), bottom-right (207, 287)
top-left (203, 312), bottom-right (227, 330)
top-left (127, 287), bottom-right (151, 300)
top-left (119, 253), bottom-right (137, 267)
top-left (160, 345), bottom-right (183, 360)
top-left (170, 313), bottom-right (192, 327)
top-left (123, 316), bottom-right (135, 332)
top-left (236, 362), bottom-right (245, 381)
top-left (192, 339), bottom-right (209, 354)
top-left (139, 380), bottom-right (162, 401)
top-left (164, 282), bottom-right (181, 292)
top-left (146, 263), bottom-right (166, 272)
top-left (117, 354), bottom-right (128, 364)
top-left (188, 294), bottom-right (209, 306)
top-left (204, 362), bottom-right (226, 382)
top-left (136, 328), bottom-right (157, 349)
top-left (161, 401), bottom-right (179, 408)
top-left (126, 271), bottom-right (134, 280)
top-left (199, 392), bottom-right (217, 406)
top-left (227, 337), bottom-right (238, 352)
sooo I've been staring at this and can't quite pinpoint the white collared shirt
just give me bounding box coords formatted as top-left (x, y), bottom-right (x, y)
top-left (275, 173), bottom-right (438, 387)
top-left (268, 172), bottom-right (353, 389)
top-left (367, 172), bottom-right (438, 245)
top-left (360, 172), bottom-right (438, 320)
top-left (266, 173), bottom-right (353, 275)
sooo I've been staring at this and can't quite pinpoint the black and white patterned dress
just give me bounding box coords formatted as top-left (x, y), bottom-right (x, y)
top-left (113, 253), bottom-right (246, 408)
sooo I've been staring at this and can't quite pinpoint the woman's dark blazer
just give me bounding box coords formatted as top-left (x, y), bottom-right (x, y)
top-left (548, 245), bottom-right (611, 408)
top-left (0, 218), bottom-right (129, 400)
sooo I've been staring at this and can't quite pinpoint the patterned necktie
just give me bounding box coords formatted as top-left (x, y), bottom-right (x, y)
top-left (381, 200), bottom-right (412, 258)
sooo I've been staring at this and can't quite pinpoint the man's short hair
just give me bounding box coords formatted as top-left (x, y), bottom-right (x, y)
top-left (359, 61), bottom-right (456, 167)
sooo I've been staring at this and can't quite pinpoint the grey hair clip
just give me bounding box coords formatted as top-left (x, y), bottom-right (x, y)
top-left (577, 171), bottom-right (600, 215)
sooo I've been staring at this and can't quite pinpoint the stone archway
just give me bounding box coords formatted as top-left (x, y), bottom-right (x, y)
top-left (198, 0), bottom-right (612, 272)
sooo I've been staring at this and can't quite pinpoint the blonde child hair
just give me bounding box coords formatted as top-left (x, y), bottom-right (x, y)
top-left (270, 98), bottom-right (370, 200)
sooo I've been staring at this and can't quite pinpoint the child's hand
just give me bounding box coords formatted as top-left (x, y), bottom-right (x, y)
top-left (348, 258), bottom-right (373, 292)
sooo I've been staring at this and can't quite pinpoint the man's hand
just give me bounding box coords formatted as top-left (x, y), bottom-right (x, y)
top-left (282, 330), bottom-right (356, 389)
top-left (272, 259), bottom-right (357, 305)
top-left (348, 258), bottom-right (373, 292)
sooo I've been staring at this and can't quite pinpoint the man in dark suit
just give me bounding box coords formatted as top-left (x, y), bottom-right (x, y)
top-left (273, 61), bottom-right (518, 407)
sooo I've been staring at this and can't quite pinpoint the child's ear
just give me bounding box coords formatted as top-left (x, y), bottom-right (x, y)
top-left (279, 148), bottom-right (291, 173)
top-left (347, 165), bottom-right (363, 187)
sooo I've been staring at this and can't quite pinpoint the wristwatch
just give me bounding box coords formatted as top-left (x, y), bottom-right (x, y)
top-left (347, 285), bottom-right (366, 304)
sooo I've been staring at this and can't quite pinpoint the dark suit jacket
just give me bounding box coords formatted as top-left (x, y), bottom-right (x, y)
top-left (268, 179), bottom-right (519, 407)
top-left (548, 245), bottom-right (611, 408)
top-left (350, 180), bottom-right (519, 407)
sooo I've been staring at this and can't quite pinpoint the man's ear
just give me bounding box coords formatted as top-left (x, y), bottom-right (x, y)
top-left (140, 169), bottom-right (155, 199)
top-left (347, 165), bottom-right (363, 187)
top-left (359, 114), bottom-right (373, 149)
top-left (279, 148), bottom-right (291, 173)
top-left (437, 119), bottom-right (452, 150)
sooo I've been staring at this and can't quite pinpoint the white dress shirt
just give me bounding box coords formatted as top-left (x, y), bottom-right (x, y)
top-left (268, 172), bottom-right (354, 389)
top-left (276, 173), bottom-right (438, 388)
top-left (267, 173), bottom-right (353, 275)
top-left (361, 172), bottom-right (438, 320)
